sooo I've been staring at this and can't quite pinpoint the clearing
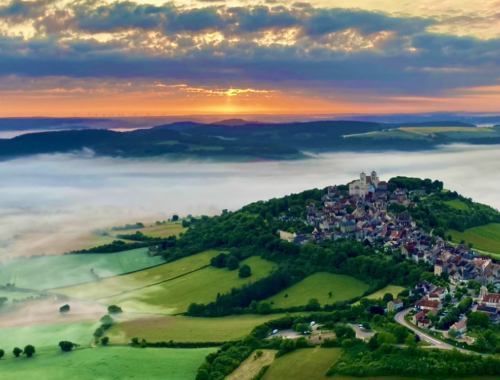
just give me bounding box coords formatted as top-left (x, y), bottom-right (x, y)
top-left (104, 256), bottom-right (276, 314)
top-left (261, 347), bottom-right (342, 380)
top-left (0, 248), bottom-right (164, 290)
top-left (227, 349), bottom-right (277, 380)
top-left (266, 273), bottom-right (369, 309)
top-left (0, 346), bottom-right (215, 380)
top-left (54, 250), bottom-right (222, 300)
top-left (449, 224), bottom-right (500, 255)
top-left (444, 200), bottom-right (470, 212)
top-left (106, 313), bottom-right (299, 343)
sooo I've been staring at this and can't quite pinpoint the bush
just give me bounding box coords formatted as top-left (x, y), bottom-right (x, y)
top-left (227, 256), bottom-right (240, 270)
top-left (0, 349), bottom-right (4, 359)
top-left (59, 304), bottom-right (70, 314)
top-left (239, 264), bottom-right (252, 278)
top-left (251, 365), bottom-right (270, 380)
top-left (13, 347), bottom-right (22, 357)
top-left (100, 314), bottom-right (114, 327)
top-left (108, 305), bottom-right (122, 314)
top-left (24, 345), bottom-right (35, 358)
top-left (59, 341), bottom-right (75, 352)
top-left (101, 336), bottom-right (110, 346)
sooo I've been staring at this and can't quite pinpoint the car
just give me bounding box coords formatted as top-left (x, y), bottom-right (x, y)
top-left (286, 336), bottom-right (292, 339)
top-left (358, 324), bottom-right (363, 328)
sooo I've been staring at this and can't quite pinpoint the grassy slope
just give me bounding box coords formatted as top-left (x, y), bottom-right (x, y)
top-left (107, 313), bottom-right (299, 343)
top-left (449, 224), bottom-right (500, 255)
top-left (0, 322), bottom-right (97, 356)
top-left (0, 346), bottom-right (215, 380)
top-left (267, 273), bottom-right (369, 308)
top-left (344, 130), bottom-right (427, 140)
top-left (0, 290), bottom-right (39, 304)
top-left (227, 349), bottom-right (277, 380)
top-left (444, 200), bottom-right (470, 211)
top-left (261, 347), bottom-right (342, 380)
top-left (105, 256), bottom-right (276, 314)
top-left (400, 127), bottom-right (491, 135)
top-left (353, 285), bottom-right (406, 305)
top-left (55, 250), bottom-right (222, 300)
top-left (0, 248), bottom-right (164, 290)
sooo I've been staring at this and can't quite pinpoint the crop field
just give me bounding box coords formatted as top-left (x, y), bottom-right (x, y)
top-left (444, 200), bottom-right (470, 211)
top-left (353, 285), bottom-right (406, 305)
top-left (135, 223), bottom-right (187, 238)
top-left (0, 248), bottom-right (164, 290)
top-left (0, 346), bottom-right (215, 380)
top-left (55, 250), bottom-right (222, 300)
top-left (450, 224), bottom-right (500, 255)
top-left (0, 321), bottom-right (97, 356)
top-left (227, 349), bottom-right (277, 380)
top-left (267, 273), bottom-right (369, 309)
top-left (106, 313), bottom-right (298, 343)
top-left (104, 256), bottom-right (276, 314)
top-left (261, 347), bottom-right (342, 380)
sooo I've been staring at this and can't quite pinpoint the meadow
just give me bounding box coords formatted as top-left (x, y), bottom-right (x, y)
top-left (344, 130), bottom-right (428, 140)
top-left (353, 285), bottom-right (405, 305)
top-left (0, 248), bottom-right (164, 290)
top-left (134, 223), bottom-right (187, 238)
top-left (106, 313), bottom-right (297, 343)
top-left (227, 349), bottom-right (277, 380)
top-left (444, 200), bottom-right (470, 211)
top-left (0, 289), bottom-right (39, 304)
top-left (400, 127), bottom-right (492, 135)
top-left (104, 256), bottom-right (276, 314)
top-left (55, 250), bottom-right (222, 300)
top-left (261, 347), bottom-right (342, 380)
top-left (449, 224), bottom-right (500, 255)
top-left (266, 273), bottom-right (369, 308)
top-left (0, 346), bottom-right (215, 380)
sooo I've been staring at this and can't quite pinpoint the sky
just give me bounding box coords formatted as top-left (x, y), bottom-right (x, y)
top-left (0, 0), bottom-right (499, 117)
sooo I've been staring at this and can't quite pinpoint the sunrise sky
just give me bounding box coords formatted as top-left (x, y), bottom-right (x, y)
top-left (1, 0), bottom-right (500, 116)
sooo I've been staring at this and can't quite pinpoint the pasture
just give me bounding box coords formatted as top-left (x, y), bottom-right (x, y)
top-left (400, 127), bottom-right (490, 136)
top-left (261, 347), bottom-right (342, 380)
top-left (0, 346), bottom-right (215, 380)
top-left (444, 200), bottom-right (470, 211)
top-left (104, 256), bottom-right (276, 314)
top-left (55, 250), bottom-right (222, 300)
top-left (0, 248), bottom-right (164, 290)
top-left (449, 224), bottom-right (500, 255)
top-left (0, 290), bottom-right (39, 304)
top-left (130, 223), bottom-right (187, 238)
top-left (106, 313), bottom-right (297, 343)
top-left (267, 273), bottom-right (369, 309)
top-left (344, 130), bottom-right (427, 140)
top-left (353, 285), bottom-right (406, 305)
top-left (227, 349), bottom-right (277, 380)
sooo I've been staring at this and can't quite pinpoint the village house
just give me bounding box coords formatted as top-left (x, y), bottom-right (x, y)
top-left (451, 318), bottom-right (467, 334)
top-left (387, 299), bottom-right (404, 312)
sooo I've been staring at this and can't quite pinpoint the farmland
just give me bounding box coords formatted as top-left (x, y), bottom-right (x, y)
top-left (106, 313), bottom-right (297, 343)
top-left (227, 349), bottom-right (277, 380)
top-left (261, 347), bottom-right (342, 380)
top-left (266, 273), bottom-right (369, 308)
top-left (0, 248), bottom-right (164, 290)
top-left (0, 289), bottom-right (39, 304)
top-left (444, 200), bottom-right (470, 211)
top-left (449, 224), bottom-right (500, 255)
top-left (353, 285), bottom-right (405, 305)
top-left (55, 250), bottom-right (222, 300)
top-left (0, 346), bottom-right (215, 380)
top-left (134, 223), bottom-right (187, 238)
top-left (104, 256), bottom-right (276, 314)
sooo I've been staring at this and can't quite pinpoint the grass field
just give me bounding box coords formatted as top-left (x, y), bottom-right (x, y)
top-left (267, 273), bottom-right (369, 309)
top-left (353, 285), bottom-right (406, 305)
top-left (400, 127), bottom-right (491, 135)
top-left (344, 130), bottom-right (428, 140)
top-left (0, 346), bottom-right (215, 380)
top-left (0, 321), bottom-right (97, 356)
top-left (54, 250), bottom-right (222, 300)
top-left (227, 349), bottom-right (277, 380)
top-left (107, 313), bottom-right (298, 343)
top-left (130, 223), bottom-right (187, 238)
top-left (0, 290), bottom-right (39, 304)
top-left (0, 248), bottom-right (165, 290)
top-left (444, 200), bottom-right (470, 211)
top-left (449, 224), bottom-right (500, 255)
top-left (104, 256), bottom-right (276, 314)
top-left (261, 347), bottom-right (341, 380)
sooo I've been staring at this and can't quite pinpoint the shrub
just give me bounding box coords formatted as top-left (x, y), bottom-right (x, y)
top-left (59, 341), bottom-right (75, 352)
top-left (101, 336), bottom-right (110, 346)
top-left (24, 345), bottom-right (35, 358)
top-left (13, 347), bottom-right (22, 357)
top-left (108, 305), bottom-right (122, 314)
top-left (59, 304), bottom-right (70, 313)
top-left (239, 264), bottom-right (252, 278)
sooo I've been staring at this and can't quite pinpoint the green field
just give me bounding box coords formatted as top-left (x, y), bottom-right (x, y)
top-left (105, 256), bottom-right (276, 314)
top-left (449, 224), bottom-right (500, 255)
top-left (0, 346), bottom-right (215, 380)
top-left (0, 322), bottom-right (97, 356)
top-left (55, 250), bottom-right (222, 300)
top-left (0, 290), bottom-right (39, 304)
top-left (227, 349), bottom-right (277, 380)
top-left (261, 347), bottom-right (341, 380)
top-left (267, 273), bottom-right (369, 308)
top-left (131, 223), bottom-right (187, 238)
top-left (353, 285), bottom-right (406, 305)
top-left (107, 313), bottom-right (298, 343)
top-left (0, 248), bottom-right (165, 290)
top-left (344, 129), bottom-right (428, 140)
top-left (444, 200), bottom-right (470, 211)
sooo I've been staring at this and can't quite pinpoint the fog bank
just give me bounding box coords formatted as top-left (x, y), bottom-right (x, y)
top-left (0, 145), bottom-right (498, 258)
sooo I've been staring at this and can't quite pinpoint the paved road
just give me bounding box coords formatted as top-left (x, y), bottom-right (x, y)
top-left (395, 308), bottom-right (485, 356)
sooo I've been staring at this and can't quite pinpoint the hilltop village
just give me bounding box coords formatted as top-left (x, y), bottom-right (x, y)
top-left (281, 171), bottom-right (500, 328)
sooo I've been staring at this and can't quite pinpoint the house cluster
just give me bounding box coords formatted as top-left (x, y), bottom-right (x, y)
top-left (477, 292), bottom-right (500, 323)
top-left (411, 281), bottom-right (449, 329)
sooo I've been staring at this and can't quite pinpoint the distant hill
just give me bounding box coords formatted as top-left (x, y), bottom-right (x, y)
top-left (211, 119), bottom-right (265, 127)
top-left (393, 121), bottom-right (477, 128)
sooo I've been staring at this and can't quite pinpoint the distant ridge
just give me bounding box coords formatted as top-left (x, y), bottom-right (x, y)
top-left (395, 121), bottom-right (476, 128)
top-left (211, 119), bottom-right (266, 127)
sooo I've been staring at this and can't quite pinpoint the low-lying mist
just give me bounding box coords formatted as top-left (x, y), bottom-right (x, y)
top-left (1, 144), bottom-right (499, 259)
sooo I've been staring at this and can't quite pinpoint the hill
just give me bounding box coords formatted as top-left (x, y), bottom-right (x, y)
top-left (211, 119), bottom-right (265, 126)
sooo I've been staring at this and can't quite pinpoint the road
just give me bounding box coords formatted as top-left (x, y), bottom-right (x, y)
top-left (395, 308), bottom-right (485, 356)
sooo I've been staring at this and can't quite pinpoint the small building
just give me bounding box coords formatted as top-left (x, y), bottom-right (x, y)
top-left (420, 299), bottom-right (441, 311)
top-left (387, 299), bottom-right (404, 312)
top-left (340, 220), bottom-right (356, 233)
top-left (417, 319), bottom-right (431, 329)
top-left (451, 318), bottom-right (467, 334)
top-left (482, 294), bottom-right (500, 308)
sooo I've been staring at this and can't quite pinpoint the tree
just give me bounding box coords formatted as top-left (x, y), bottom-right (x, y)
top-left (59, 304), bottom-right (70, 314)
top-left (405, 334), bottom-right (417, 348)
top-left (13, 347), bottom-right (22, 357)
top-left (444, 293), bottom-right (452, 303)
top-left (328, 291), bottom-right (332, 298)
top-left (377, 332), bottom-right (396, 345)
top-left (362, 322), bottom-right (371, 330)
top-left (383, 293), bottom-right (394, 303)
top-left (226, 256), bottom-right (239, 270)
top-left (474, 334), bottom-right (487, 350)
top-left (108, 305), bottom-right (122, 314)
top-left (24, 345), bottom-right (35, 358)
top-left (467, 311), bottom-right (490, 329)
top-left (257, 301), bottom-right (272, 314)
top-left (455, 291), bottom-right (463, 301)
top-left (305, 298), bottom-right (321, 311)
top-left (448, 328), bottom-right (458, 340)
top-left (94, 327), bottom-right (105, 341)
top-left (0, 349), bottom-right (4, 359)
top-left (182, 219), bottom-right (190, 228)
top-left (172, 215), bottom-right (179, 222)
top-left (393, 326), bottom-right (409, 344)
top-left (100, 314), bottom-right (114, 327)
top-left (59, 341), bottom-right (75, 352)
top-left (238, 264), bottom-right (252, 278)
top-left (101, 336), bottom-right (110, 346)
top-left (295, 323), bottom-right (312, 334)
top-left (0, 297), bottom-right (7, 308)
